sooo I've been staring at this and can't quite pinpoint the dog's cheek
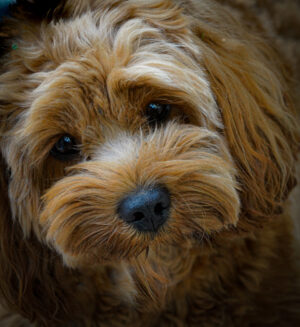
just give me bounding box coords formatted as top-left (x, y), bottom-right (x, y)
top-left (136, 125), bottom-right (241, 237)
top-left (155, 161), bottom-right (240, 239)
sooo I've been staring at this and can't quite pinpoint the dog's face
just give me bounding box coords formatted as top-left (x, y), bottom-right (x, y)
top-left (0, 0), bottom-right (297, 268)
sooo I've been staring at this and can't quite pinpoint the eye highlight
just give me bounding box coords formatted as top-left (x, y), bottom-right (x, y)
top-left (146, 102), bottom-right (172, 126)
top-left (50, 135), bottom-right (80, 161)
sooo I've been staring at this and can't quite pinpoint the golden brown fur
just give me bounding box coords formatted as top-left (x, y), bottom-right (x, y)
top-left (0, 0), bottom-right (299, 326)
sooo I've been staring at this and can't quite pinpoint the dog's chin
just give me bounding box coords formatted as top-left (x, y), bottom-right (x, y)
top-left (39, 123), bottom-right (240, 268)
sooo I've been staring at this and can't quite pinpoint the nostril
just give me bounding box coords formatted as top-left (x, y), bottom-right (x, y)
top-left (133, 211), bottom-right (145, 222)
top-left (154, 202), bottom-right (165, 216)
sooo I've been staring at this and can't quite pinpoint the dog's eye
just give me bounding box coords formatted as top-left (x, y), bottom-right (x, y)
top-left (146, 103), bottom-right (171, 126)
top-left (50, 135), bottom-right (80, 161)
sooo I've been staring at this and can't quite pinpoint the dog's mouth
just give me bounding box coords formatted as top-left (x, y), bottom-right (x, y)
top-left (39, 123), bottom-right (240, 267)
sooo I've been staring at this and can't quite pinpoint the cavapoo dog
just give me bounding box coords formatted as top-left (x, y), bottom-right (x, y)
top-left (0, 0), bottom-right (299, 326)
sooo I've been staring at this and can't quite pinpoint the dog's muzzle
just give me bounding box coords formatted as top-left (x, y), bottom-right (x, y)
top-left (39, 123), bottom-right (240, 266)
top-left (118, 185), bottom-right (170, 232)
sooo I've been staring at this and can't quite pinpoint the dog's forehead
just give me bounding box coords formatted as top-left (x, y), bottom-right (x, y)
top-left (15, 2), bottom-right (222, 143)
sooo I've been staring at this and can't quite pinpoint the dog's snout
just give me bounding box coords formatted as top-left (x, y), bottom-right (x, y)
top-left (118, 186), bottom-right (170, 232)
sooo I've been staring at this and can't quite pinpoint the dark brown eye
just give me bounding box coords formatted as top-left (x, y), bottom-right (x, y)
top-left (50, 135), bottom-right (79, 161)
top-left (146, 103), bottom-right (171, 126)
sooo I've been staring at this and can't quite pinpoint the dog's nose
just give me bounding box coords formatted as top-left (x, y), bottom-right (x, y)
top-left (118, 186), bottom-right (170, 232)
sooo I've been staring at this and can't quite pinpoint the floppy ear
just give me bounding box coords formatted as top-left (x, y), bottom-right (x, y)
top-left (0, 153), bottom-right (83, 325)
top-left (191, 15), bottom-right (299, 228)
top-left (0, 1), bottom-right (93, 322)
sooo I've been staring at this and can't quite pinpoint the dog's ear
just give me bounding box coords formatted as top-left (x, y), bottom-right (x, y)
top-left (191, 16), bottom-right (299, 228)
top-left (0, 153), bottom-right (82, 325)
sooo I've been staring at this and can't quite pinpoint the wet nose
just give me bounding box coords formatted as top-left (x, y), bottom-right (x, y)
top-left (118, 186), bottom-right (170, 232)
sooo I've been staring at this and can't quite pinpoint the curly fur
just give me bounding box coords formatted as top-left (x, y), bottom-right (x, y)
top-left (0, 0), bottom-right (299, 326)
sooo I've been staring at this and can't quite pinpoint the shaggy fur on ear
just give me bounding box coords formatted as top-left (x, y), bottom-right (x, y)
top-left (0, 155), bottom-right (88, 326)
top-left (185, 1), bottom-right (299, 226)
top-left (0, 0), bottom-right (299, 326)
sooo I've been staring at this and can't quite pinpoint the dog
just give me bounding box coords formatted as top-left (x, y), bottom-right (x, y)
top-left (0, 0), bottom-right (299, 326)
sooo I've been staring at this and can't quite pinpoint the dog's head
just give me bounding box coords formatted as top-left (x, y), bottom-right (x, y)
top-left (0, 0), bottom-right (298, 321)
top-left (0, 0), bottom-right (298, 264)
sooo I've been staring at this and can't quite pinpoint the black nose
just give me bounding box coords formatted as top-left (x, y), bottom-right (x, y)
top-left (118, 186), bottom-right (170, 232)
